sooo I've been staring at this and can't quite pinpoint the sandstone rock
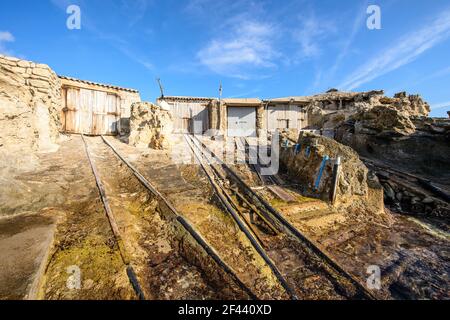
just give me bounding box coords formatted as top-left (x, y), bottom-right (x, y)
top-left (280, 131), bottom-right (384, 214)
top-left (4, 56), bottom-right (19, 62)
top-left (0, 56), bottom-right (61, 155)
top-left (303, 90), bottom-right (429, 132)
top-left (28, 79), bottom-right (50, 89)
top-left (128, 102), bottom-right (174, 150)
top-left (17, 60), bottom-right (31, 68)
top-left (352, 105), bottom-right (416, 137)
top-left (11, 66), bottom-right (26, 74)
top-left (36, 63), bottom-right (49, 69)
top-left (32, 68), bottom-right (51, 77)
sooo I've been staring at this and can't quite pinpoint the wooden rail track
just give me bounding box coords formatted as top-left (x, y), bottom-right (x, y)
top-left (188, 134), bottom-right (377, 300)
top-left (81, 134), bottom-right (146, 300)
top-left (99, 136), bottom-right (257, 300)
top-left (184, 134), bottom-right (298, 300)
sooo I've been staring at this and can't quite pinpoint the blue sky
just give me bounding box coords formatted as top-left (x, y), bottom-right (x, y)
top-left (1, 0), bottom-right (449, 117)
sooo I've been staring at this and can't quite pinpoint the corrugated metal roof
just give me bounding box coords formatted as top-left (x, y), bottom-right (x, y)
top-left (59, 75), bottom-right (139, 93)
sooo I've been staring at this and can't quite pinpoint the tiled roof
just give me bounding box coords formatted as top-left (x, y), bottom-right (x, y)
top-left (59, 75), bottom-right (139, 93)
top-left (159, 96), bottom-right (215, 102)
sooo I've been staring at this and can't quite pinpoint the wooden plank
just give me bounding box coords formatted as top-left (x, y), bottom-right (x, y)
top-left (79, 89), bottom-right (93, 134)
top-left (169, 101), bottom-right (209, 133)
top-left (65, 88), bottom-right (80, 133)
top-left (106, 94), bottom-right (119, 134)
top-left (61, 88), bottom-right (67, 131)
top-left (267, 185), bottom-right (296, 202)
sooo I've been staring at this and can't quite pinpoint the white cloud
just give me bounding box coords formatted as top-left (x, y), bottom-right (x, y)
top-left (339, 9), bottom-right (450, 91)
top-left (119, 0), bottom-right (150, 27)
top-left (431, 101), bottom-right (450, 110)
top-left (0, 31), bottom-right (15, 55)
top-left (50, 0), bottom-right (75, 10)
top-left (197, 20), bottom-right (278, 79)
top-left (328, 2), bottom-right (368, 77)
top-left (49, 0), bottom-right (155, 73)
top-left (0, 31), bottom-right (14, 42)
top-left (292, 12), bottom-right (336, 59)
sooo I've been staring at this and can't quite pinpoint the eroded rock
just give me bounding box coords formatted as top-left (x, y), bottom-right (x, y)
top-left (352, 105), bottom-right (416, 137)
top-left (280, 132), bottom-right (384, 214)
top-left (0, 55), bottom-right (61, 158)
top-left (303, 90), bottom-right (429, 131)
top-left (128, 102), bottom-right (174, 150)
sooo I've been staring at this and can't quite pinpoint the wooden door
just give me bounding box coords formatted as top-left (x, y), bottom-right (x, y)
top-left (79, 89), bottom-right (94, 134)
top-left (227, 107), bottom-right (257, 137)
top-left (106, 94), bottom-right (119, 135)
top-left (91, 90), bottom-right (108, 135)
top-left (62, 88), bottom-right (120, 135)
top-left (62, 88), bottom-right (81, 133)
top-left (170, 102), bottom-right (209, 134)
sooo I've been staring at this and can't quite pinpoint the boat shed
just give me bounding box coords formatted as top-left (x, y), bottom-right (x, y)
top-left (60, 76), bottom-right (141, 135)
top-left (156, 96), bottom-right (211, 134)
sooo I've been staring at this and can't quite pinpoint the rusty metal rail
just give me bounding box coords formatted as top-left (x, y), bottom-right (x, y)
top-left (192, 134), bottom-right (377, 300)
top-left (184, 134), bottom-right (298, 300)
top-left (100, 135), bottom-right (257, 300)
top-left (81, 134), bottom-right (146, 300)
top-left (241, 137), bottom-right (280, 186)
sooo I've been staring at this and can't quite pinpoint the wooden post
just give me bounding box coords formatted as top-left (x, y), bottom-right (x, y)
top-left (330, 156), bottom-right (341, 204)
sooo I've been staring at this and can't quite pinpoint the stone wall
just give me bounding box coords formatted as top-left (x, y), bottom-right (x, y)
top-left (0, 55), bottom-right (61, 155)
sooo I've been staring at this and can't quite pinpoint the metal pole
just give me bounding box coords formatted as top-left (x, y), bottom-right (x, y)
top-left (157, 78), bottom-right (164, 98)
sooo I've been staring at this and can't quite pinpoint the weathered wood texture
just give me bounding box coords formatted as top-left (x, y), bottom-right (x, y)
top-left (267, 105), bottom-right (306, 131)
top-left (61, 87), bottom-right (121, 135)
top-left (168, 102), bottom-right (209, 134)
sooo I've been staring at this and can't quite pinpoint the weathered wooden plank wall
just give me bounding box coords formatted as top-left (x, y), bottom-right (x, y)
top-left (266, 105), bottom-right (308, 131)
top-left (61, 87), bottom-right (121, 135)
top-left (169, 102), bottom-right (209, 133)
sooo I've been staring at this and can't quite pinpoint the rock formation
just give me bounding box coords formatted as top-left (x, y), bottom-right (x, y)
top-left (128, 102), bottom-right (174, 150)
top-left (303, 90), bottom-right (430, 130)
top-left (352, 105), bottom-right (416, 137)
top-left (280, 132), bottom-right (384, 214)
top-left (0, 55), bottom-right (61, 153)
top-left (336, 109), bottom-right (450, 183)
